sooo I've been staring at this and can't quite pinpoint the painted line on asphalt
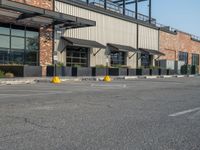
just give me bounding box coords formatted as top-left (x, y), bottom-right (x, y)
top-left (169, 107), bottom-right (200, 117)
top-left (91, 84), bottom-right (127, 88)
top-left (0, 91), bottom-right (72, 98)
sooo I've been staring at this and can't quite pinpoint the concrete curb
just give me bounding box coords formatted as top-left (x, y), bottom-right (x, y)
top-left (0, 74), bottom-right (200, 85)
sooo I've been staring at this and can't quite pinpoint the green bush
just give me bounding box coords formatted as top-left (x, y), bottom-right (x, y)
top-left (4, 72), bottom-right (14, 78)
top-left (0, 70), bottom-right (4, 78)
top-left (181, 64), bottom-right (192, 75)
top-left (95, 65), bottom-right (106, 68)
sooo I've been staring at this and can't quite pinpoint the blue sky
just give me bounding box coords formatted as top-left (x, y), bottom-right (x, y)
top-left (128, 0), bottom-right (200, 36)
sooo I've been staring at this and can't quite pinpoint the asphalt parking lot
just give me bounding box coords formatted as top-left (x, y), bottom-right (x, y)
top-left (0, 77), bottom-right (200, 150)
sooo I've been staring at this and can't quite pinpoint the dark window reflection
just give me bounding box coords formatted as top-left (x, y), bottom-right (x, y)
top-left (110, 51), bottom-right (126, 66)
top-left (0, 23), bottom-right (39, 66)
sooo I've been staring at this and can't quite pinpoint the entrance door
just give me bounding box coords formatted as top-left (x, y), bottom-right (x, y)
top-left (66, 46), bottom-right (89, 67)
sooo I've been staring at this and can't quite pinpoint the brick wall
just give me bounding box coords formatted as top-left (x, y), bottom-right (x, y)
top-left (160, 31), bottom-right (200, 66)
top-left (11, 0), bottom-right (54, 76)
top-left (11, 0), bottom-right (53, 10)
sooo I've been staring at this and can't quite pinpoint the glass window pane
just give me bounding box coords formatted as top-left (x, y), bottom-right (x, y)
top-left (0, 35), bottom-right (10, 48)
top-left (0, 50), bottom-right (9, 64)
top-left (11, 28), bottom-right (25, 37)
top-left (11, 37), bottom-right (25, 49)
top-left (26, 31), bottom-right (39, 38)
top-left (66, 47), bottom-right (89, 67)
top-left (0, 27), bottom-right (9, 35)
top-left (10, 51), bottom-right (24, 64)
top-left (26, 38), bottom-right (39, 51)
top-left (25, 51), bottom-right (38, 66)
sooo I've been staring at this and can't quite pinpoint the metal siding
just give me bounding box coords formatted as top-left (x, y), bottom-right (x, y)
top-left (138, 25), bottom-right (159, 50)
top-left (54, 1), bottom-right (157, 67)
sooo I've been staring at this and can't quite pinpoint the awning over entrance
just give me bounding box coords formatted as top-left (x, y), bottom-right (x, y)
top-left (139, 48), bottom-right (165, 56)
top-left (107, 43), bottom-right (139, 53)
top-left (61, 37), bottom-right (106, 50)
top-left (0, 0), bottom-right (96, 28)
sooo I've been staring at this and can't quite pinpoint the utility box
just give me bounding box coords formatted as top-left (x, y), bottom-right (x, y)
top-left (159, 60), bottom-right (175, 70)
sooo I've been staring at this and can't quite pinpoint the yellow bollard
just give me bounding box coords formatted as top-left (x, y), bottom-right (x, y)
top-left (103, 75), bottom-right (111, 82)
top-left (51, 76), bottom-right (61, 84)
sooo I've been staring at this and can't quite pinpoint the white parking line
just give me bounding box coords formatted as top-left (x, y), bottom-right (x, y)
top-left (169, 107), bottom-right (200, 117)
top-left (0, 91), bottom-right (72, 98)
top-left (91, 84), bottom-right (126, 88)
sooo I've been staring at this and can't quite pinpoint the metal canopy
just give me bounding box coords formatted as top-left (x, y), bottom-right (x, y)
top-left (0, 0), bottom-right (95, 28)
top-left (61, 37), bottom-right (106, 50)
top-left (108, 43), bottom-right (139, 53)
top-left (139, 48), bottom-right (165, 56)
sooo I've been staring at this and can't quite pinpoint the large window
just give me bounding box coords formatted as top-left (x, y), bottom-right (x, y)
top-left (66, 46), bottom-right (89, 67)
top-left (179, 51), bottom-right (188, 64)
top-left (110, 51), bottom-right (126, 66)
top-left (0, 23), bottom-right (39, 65)
top-left (192, 53), bottom-right (199, 66)
top-left (141, 54), bottom-right (153, 68)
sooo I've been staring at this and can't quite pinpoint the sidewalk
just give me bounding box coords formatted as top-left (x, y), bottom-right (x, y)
top-left (0, 75), bottom-right (199, 85)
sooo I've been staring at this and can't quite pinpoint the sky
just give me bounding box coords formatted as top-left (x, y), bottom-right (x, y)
top-left (129, 0), bottom-right (200, 36)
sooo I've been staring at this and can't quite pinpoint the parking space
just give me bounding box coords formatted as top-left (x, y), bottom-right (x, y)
top-left (0, 77), bottom-right (200, 149)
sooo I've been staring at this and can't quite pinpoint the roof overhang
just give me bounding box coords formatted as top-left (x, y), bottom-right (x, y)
top-left (139, 48), bottom-right (165, 56)
top-left (0, 0), bottom-right (96, 28)
top-left (108, 43), bottom-right (139, 53)
top-left (61, 37), bottom-right (106, 52)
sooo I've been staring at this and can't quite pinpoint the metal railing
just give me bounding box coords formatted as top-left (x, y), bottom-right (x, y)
top-left (69, 0), bottom-right (200, 40)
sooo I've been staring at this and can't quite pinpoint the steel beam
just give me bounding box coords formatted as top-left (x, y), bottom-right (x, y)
top-left (149, 0), bottom-right (151, 23)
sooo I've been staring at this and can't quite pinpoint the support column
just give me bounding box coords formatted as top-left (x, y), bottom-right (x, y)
top-left (149, 0), bottom-right (152, 23)
top-left (123, 0), bottom-right (125, 15)
top-left (104, 0), bottom-right (107, 9)
top-left (135, 0), bottom-right (138, 19)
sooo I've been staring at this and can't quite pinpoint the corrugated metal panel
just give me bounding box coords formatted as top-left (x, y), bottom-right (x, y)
top-left (54, 1), bottom-right (158, 67)
top-left (138, 25), bottom-right (159, 50)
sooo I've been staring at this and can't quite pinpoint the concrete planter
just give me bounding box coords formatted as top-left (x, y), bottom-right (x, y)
top-left (108, 68), bottom-right (128, 76)
top-left (150, 69), bottom-right (159, 75)
top-left (47, 66), bottom-right (62, 76)
top-left (92, 67), bottom-right (107, 76)
top-left (136, 69), bottom-right (150, 76)
top-left (72, 67), bottom-right (92, 76)
top-left (159, 69), bottom-right (167, 75)
top-left (0, 65), bottom-right (42, 77)
top-left (167, 69), bottom-right (175, 75)
top-left (47, 66), bottom-right (72, 76)
top-left (191, 65), bottom-right (199, 75)
top-left (128, 69), bottom-right (137, 76)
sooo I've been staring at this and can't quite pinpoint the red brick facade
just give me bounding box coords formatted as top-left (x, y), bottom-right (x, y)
top-left (11, 0), bottom-right (53, 10)
top-left (160, 31), bottom-right (200, 70)
top-left (10, 0), bottom-right (54, 76)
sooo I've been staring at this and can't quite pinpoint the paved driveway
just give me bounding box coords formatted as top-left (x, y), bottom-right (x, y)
top-left (0, 77), bottom-right (200, 150)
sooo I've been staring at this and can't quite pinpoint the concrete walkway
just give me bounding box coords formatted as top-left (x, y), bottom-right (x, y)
top-left (0, 75), bottom-right (199, 85)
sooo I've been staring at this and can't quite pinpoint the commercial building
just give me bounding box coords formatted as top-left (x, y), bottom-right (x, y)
top-left (0, 0), bottom-right (200, 76)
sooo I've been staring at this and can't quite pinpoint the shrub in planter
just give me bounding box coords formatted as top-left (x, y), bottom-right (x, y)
top-left (0, 70), bottom-right (4, 78)
top-left (0, 65), bottom-right (42, 77)
top-left (4, 72), bottom-right (14, 78)
top-left (181, 65), bottom-right (191, 75)
top-left (159, 68), bottom-right (167, 75)
top-left (92, 65), bottom-right (107, 76)
top-left (47, 66), bottom-right (62, 76)
top-left (128, 68), bottom-right (137, 76)
top-left (108, 67), bottom-right (128, 76)
top-left (149, 66), bottom-right (159, 76)
top-left (167, 69), bottom-right (175, 75)
top-left (72, 67), bottom-right (92, 76)
top-left (136, 68), bottom-right (150, 76)
top-left (191, 65), bottom-right (199, 75)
